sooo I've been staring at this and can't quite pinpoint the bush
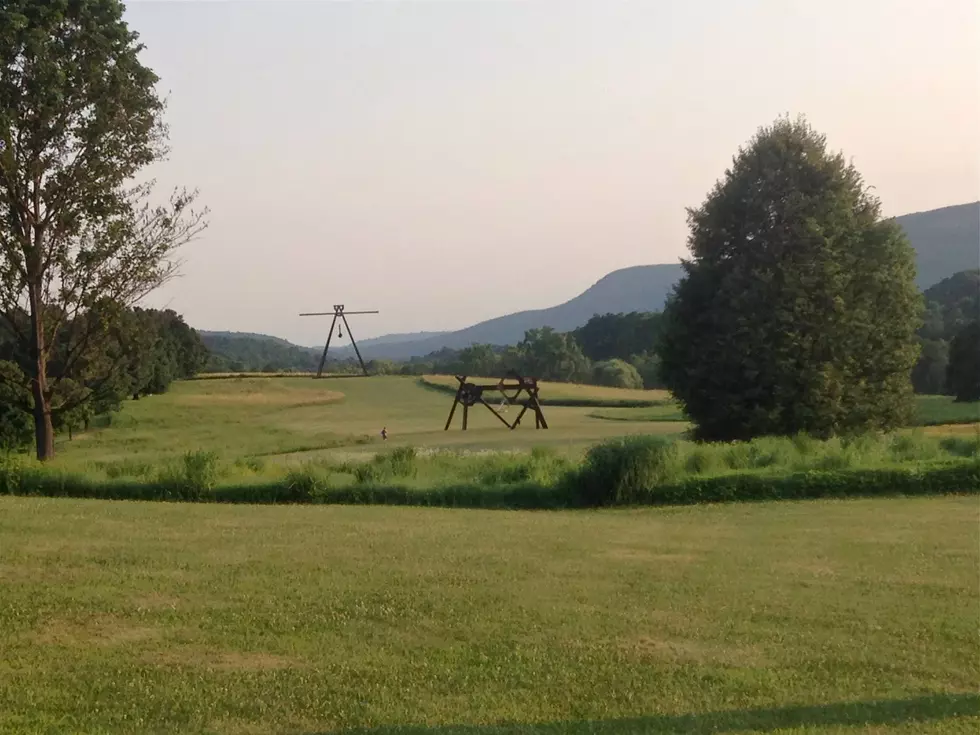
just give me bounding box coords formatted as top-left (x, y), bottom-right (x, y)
top-left (280, 468), bottom-right (323, 503)
top-left (640, 461), bottom-right (980, 507)
top-left (157, 451), bottom-right (220, 500)
top-left (684, 446), bottom-right (721, 475)
top-left (354, 446), bottom-right (418, 484)
top-left (591, 359), bottom-right (644, 390)
top-left (939, 436), bottom-right (980, 459)
top-left (888, 434), bottom-right (943, 463)
top-left (570, 436), bottom-right (682, 506)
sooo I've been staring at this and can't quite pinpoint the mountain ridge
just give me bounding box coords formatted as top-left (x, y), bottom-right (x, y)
top-left (202, 200), bottom-right (979, 362)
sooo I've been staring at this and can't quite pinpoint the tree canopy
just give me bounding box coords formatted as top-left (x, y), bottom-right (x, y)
top-left (572, 312), bottom-right (663, 363)
top-left (591, 359), bottom-right (644, 390)
top-left (658, 116), bottom-right (921, 441)
top-left (0, 305), bottom-right (209, 449)
top-left (911, 269), bottom-right (980, 395)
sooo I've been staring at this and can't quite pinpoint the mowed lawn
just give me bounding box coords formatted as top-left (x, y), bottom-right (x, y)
top-left (0, 495), bottom-right (977, 734)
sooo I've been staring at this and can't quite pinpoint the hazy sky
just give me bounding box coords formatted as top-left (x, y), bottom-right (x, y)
top-left (126, 0), bottom-right (980, 346)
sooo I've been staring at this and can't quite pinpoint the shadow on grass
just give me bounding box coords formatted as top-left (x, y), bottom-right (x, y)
top-left (319, 693), bottom-right (980, 734)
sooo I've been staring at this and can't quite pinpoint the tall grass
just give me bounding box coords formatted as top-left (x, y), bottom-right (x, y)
top-left (1, 431), bottom-right (977, 509)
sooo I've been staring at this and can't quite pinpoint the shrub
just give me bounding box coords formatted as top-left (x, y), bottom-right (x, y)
top-left (722, 440), bottom-right (793, 471)
top-left (280, 468), bottom-right (322, 503)
top-left (939, 436), bottom-right (980, 459)
top-left (684, 446), bottom-right (721, 475)
top-left (591, 359), bottom-right (644, 390)
top-left (642, 461), bottom-right (980, 507)
top-left (354, 446), bottom-right (418, 484)
top-left (570, 435), bottom-right (682, 506)
top-left (158, 451), bottom-right (219, 500)
top-left (888, 434), bottom-right (942, 463)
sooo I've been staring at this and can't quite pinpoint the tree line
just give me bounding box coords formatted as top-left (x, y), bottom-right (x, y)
top-left (911, 269), bottom-right (980, 400)
top-left (388, 315), bottom-right (664, 390)
top-left (0, 307), bottom-right (208, 451)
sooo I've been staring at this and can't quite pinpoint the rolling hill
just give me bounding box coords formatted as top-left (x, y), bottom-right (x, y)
top-left (897, 202), bottom-right (980, 289)
top-left (204, 201), bottom-right (979, 364)
top-left (348, 263), bottom-right (685, 361)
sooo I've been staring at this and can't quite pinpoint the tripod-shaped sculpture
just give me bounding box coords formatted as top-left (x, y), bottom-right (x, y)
top-left (299, 304), bottom-right (379, 377)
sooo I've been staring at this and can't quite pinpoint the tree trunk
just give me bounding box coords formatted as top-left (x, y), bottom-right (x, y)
top-left (28, 283), bottom-right (55, 461)
top-left (29, 360), bottom-right (55, 460)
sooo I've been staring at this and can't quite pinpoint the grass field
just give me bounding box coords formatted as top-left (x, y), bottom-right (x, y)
top-left (1, 495), bottom-right (977, 734)
top-left (9, 376), bottom-right (969, 506)
top-left (913, 395), bottom-right (980, 426)
top-left (47, 376), bottom-right (979, 473)
top-left (49, 376), bottom-right (687, 473)
top-left (419, 375), bottom-right (672, 405)
top-left (3, 377), bottom-right (978, 732)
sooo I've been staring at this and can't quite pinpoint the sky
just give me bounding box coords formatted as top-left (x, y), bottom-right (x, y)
top-left (125, 0), bottom-right (980, 347)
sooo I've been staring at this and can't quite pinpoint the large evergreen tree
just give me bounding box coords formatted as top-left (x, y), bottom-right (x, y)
top-left (659, 116), bottom-right (921, 441)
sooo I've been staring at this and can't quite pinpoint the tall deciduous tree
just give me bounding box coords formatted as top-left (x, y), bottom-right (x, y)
top-left (0, 0), bottom-right (206, 459)
top-left (515, 327), bottom-right (591, 383)
top-left (658, 116), bottom-right (921, 441)
top-left (573, 312), bottom-right (663, 363)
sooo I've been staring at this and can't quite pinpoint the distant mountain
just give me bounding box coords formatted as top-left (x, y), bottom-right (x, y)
top-left (346, 201), bottom-right (977, 360)
top-left (351, 330), bottom-right (449, 349)
top-left (200, 331), bottom-right (309, 348)
top-left (893, 202), bottom-right (979, 289)
top-left (339, 264), bottom-right (684, 361)
top-left (203, 201), bottom-right (979, 363)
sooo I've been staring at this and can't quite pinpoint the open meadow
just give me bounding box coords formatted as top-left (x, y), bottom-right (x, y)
top-left (30, 375), bottom-right (980, 477)
top-left (46, 376), bottom-right (687, 474)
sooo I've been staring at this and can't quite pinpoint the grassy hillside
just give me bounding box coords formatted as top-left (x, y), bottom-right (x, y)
top-left (199, 331), bottom-right (320, 373)
top-left (1, 495), bottom-right (976, 733)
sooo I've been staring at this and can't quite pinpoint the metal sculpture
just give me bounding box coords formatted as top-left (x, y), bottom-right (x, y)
top-left (299, 304), bottom-right (379, 377)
